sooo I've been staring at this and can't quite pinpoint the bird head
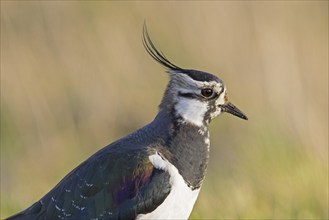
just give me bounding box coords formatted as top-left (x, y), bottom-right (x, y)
top-left (143, 25), bottom-right (247, 128)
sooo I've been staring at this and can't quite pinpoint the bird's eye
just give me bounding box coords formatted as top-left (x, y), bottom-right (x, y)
top-left (201, 88), bottom-right (214, 98)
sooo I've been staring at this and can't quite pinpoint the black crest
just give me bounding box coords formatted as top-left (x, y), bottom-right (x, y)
top-left (142, 24), bottom-right (221, 83)
top-left (142, 24), bottom-right (184, 72)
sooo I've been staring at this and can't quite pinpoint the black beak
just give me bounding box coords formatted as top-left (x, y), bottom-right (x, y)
top-left (221, 102), bottom-right (248, 120)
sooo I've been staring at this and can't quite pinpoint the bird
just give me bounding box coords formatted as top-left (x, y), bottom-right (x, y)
top-left (6, 24), bottom-right (248, 220)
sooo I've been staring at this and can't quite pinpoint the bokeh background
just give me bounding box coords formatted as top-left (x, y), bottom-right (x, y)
top-left (1, 1), bottom-right (328, 219)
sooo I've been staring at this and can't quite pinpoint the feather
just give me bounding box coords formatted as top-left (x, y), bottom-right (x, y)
top-left (142, 23), bottom-right (183, 72)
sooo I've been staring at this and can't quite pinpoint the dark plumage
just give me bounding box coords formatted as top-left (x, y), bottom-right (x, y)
top-left (6, 119), bottom-right (173, 220)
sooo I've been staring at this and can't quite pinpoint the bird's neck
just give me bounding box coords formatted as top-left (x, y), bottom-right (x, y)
top-left (151, 109), bottom-right (210, 190)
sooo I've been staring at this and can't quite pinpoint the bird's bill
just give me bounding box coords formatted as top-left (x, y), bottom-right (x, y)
top-left (221, 102), bottom-right (248, 120)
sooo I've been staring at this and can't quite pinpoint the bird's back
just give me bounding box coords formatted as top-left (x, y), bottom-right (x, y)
top-left (6, 125), bottom-right (173, 220)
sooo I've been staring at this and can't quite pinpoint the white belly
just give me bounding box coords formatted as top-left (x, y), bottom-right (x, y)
top-left (137, 153), bottom-right (201, 220)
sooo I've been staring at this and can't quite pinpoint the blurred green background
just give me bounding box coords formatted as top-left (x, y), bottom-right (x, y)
top-left (1, 1), bottom-right (328, 219)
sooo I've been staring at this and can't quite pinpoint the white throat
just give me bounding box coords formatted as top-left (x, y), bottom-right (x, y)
top-left (174, 98), bottom-right (208, 127)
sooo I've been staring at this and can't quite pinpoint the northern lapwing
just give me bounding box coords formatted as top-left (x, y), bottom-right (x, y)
top-left (6, 25), bottom-right (248, 220)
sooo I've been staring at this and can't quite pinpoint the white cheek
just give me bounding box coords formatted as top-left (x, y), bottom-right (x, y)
top-left (175, 98), bottom-right (208, 127)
